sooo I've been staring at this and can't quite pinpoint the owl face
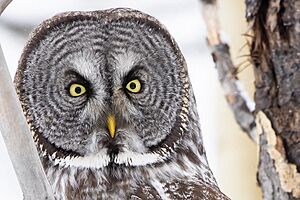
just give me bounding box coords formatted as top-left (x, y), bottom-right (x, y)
top-left (15, 9), bottom-right (190, 168)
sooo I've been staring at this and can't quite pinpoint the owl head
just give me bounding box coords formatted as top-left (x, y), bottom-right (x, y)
top-left (15, 8), bottom-right (190, 168)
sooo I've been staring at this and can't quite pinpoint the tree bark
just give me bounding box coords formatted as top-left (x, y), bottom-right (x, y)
top-left (247, 0), bottom-right (300, 199)
top-left (201, 0), bottom-right (299, 199)
top-left (201, 0), bottom-right (257, 142)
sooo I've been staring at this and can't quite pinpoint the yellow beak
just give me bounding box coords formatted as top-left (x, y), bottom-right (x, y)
top-left (107, 115), bottom-right (116, 138)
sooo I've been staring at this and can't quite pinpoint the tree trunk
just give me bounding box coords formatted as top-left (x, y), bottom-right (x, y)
top-left (247, 0), bottom-right (300, 199)
top-left (201, 0), bottom-right (299, 199)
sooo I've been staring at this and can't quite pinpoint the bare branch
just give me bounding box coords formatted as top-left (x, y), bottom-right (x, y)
top-left (200, 0), bottom-right (257, 142)
top-left (212, 44), bottom-right (257, 141)
top-left (0, 45), bottom-right (54, 200)
top-left (0, 0), bottom-right (12, 15)
top-left (201, 1), bottom-right (220, 46)
top-left (0, 1), bottom-right (54, 197)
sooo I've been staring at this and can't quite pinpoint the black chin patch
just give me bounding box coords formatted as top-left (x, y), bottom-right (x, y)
top-left (107, 142), bottom-right (120, 161)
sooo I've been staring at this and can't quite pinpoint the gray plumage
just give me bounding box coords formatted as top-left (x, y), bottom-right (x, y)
top-left (15, 8), bottom-right (228, 200)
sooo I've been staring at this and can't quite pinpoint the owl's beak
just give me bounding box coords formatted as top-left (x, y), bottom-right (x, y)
top-left (107, 115), bottom-right (116, 138)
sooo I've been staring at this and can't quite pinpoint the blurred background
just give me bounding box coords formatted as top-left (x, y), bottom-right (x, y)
top-left (0, 0), bottom-right (262, 199)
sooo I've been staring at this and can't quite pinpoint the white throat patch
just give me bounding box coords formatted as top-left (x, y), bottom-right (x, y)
top-left (53, 148), bottom-right (169, 169)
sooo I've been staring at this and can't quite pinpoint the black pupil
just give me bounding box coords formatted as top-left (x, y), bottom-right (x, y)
top-left (129, 82), bottom-right (136, 90)
top-left (75, 87), bottom-right (81, 94)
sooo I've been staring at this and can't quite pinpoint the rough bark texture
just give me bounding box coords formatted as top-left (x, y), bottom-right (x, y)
top-left (202, 0), bottom-right (300, 199)
top-left (247, 0), bottom-right (300, 199)
top-left (211, 44), bottom-right (257, 141)
top-left (201, 0), bottom-right (257, 143)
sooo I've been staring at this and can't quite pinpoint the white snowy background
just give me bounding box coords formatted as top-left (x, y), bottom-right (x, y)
top-left (0, 1), bottom-right (261, 199)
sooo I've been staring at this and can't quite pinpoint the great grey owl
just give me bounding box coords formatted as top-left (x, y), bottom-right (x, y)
top-left (15, 8), bottom-right (228, 200)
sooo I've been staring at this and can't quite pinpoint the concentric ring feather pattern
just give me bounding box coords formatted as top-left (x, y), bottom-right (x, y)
top-left (15, 8), bottom-right (228, 200)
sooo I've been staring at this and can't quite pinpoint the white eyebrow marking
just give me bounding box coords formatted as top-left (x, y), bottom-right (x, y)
top-left (110, 51), bottom-right (141, 85)
top-left (71, 50), bottom-right (100, 79)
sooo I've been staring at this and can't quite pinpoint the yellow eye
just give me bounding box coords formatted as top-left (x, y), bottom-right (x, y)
top-left (69, 83), bottom-right (86, 97)
top-left (126, 79), bottom-right (141, 93)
